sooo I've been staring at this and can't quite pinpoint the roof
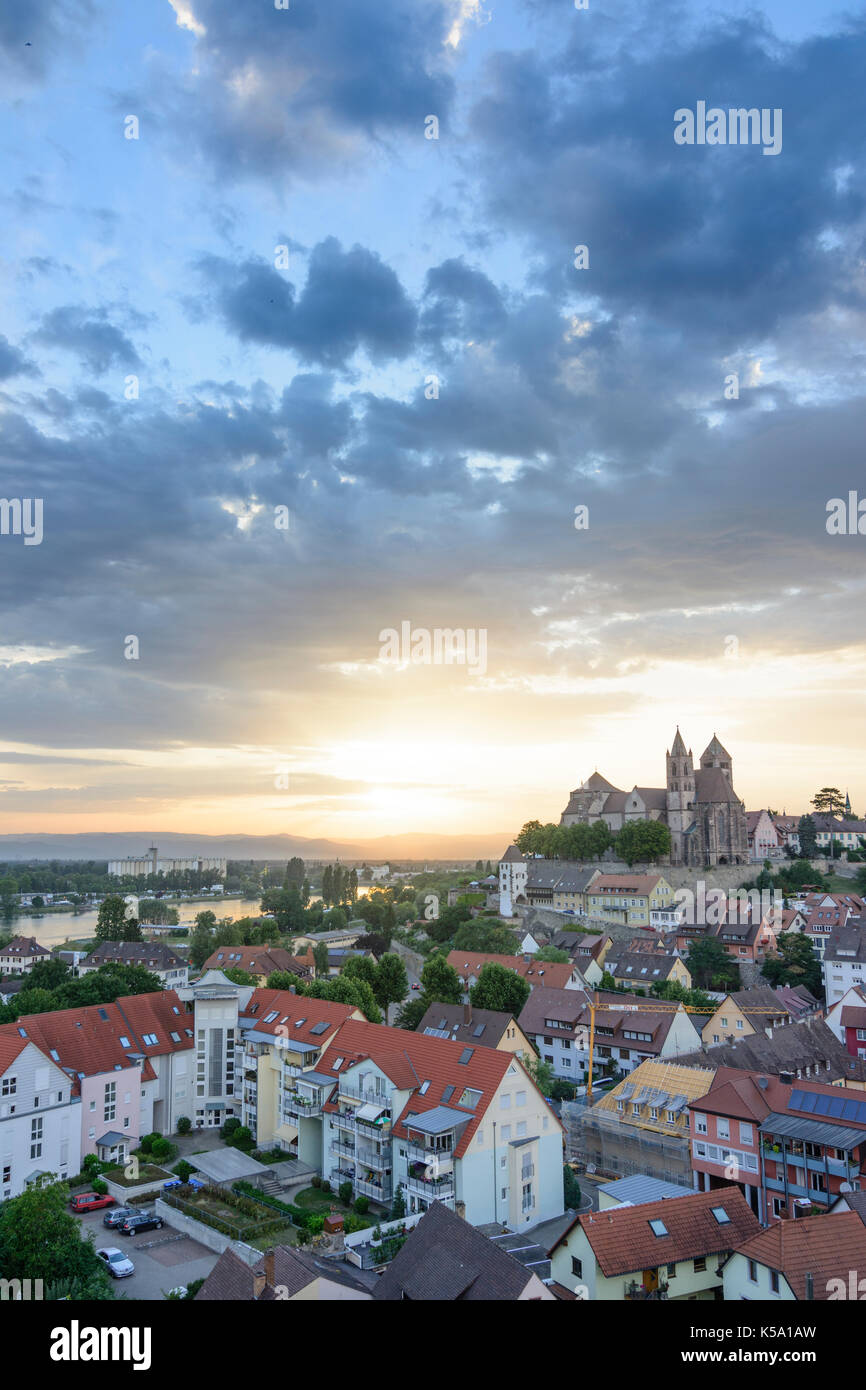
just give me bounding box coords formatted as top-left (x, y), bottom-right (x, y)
top-left (374, 1200), bottom-right (546, 1300)
top-left (598, 1175), bottom-right (694, 1207)
top-left (0, 937), bottom-right (52, 957)
top-left (731, 1212), bottom-right (866, 1299)
top-left (680, 1019), bottom-right (864, 1083)
top-left (417, 1003), bottom-right (515, 1047)
top-left (589, 875), bottom-right (666, 895)
top-left (316, 1018), bottom-right (555, 1158)
top-left (195, 1244), bottom-right (375, 1301)
top-left (606, 951), bottom-right (682, 982)
top-left (694, 767), bottom-right (740, 804)
top-left (554, 1187), bottom-right (760, 1275)
top-left (500, 844), bottom-right (525, 863)
top-left (84, 941), bottom-right (188, 968)
top-left (518, 986), bottom-right (587, 1036)
top-left (445, 950), bottom-right (577, 991)
top-left (0, 989), bottom-right (193, 1087)
top-left (592, 1059), bottom-right (716, 1121)
top-left (840, 1006), bottom-right (866, 1028)
top-left (238, 990), bottom-right (358, 1046)
top-left (694, 1068), bottom-right (866, 1132)
top-left (202, 945), bottom-right (311, 978)
top-left (190, 1149), bottom-right (270, 1183)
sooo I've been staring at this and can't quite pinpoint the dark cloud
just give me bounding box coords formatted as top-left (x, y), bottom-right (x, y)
top-left (0, 0), bottom-right (97, 79)
top-left (33, 306), bottom-right (142, 374)
top-left (0, 334), bottom-right (32, 380)
top-left (202, 239), bottom-right (417, 365)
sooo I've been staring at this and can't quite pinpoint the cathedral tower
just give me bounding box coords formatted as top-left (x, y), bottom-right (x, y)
top-left (699, 733), bottom-right (733, 787)
top-left (666, 727), bottom-right (695, 864)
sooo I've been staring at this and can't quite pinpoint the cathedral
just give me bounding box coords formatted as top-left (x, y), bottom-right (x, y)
top-left (560, 729), bottom-right (749, 867)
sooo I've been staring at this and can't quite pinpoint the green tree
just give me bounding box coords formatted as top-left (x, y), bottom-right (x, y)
top-left (533, 946), bottom-right (570, 963)
top-left (811, 787), bottom-right (845, 816)
top-left (95, 894), bottom-right (141, 941)
top-left (469, 962), bottom-right (531, 1016)
top-left (419, 955), bottom-right (463, 1005)
top-left (686, 937), bottom-right (740, 991)
top-left (195, 909), bottom-right (218, 932)
top-left (373, 953), bottom-right (409, 1012)
top-left (395, 997), bottom-right (427, 1030)
top-left (563, 1165), bottom-right (581, 1209)
top-left (523, 1054), bottom-right (555, 1095)
top-left (284, 857), bottom-right (306, 888)
top-left (223, 967), bottom-right (256, 986)
top-left (189, 919), bottom-right (214, 969)
top-left (323, 907), bottom-right (348, 931)
top-left (451, 921), bottom-right (518, 954)
top-left (300, 975), bottom-right (383, 1023)
top-left (761, 933), bottom-right (822, 997)
top-left (390, 1186), bottom-right (407, 1220)
top-left (0, 1182), bottom-right (112, 1291)
top-left (26, 958), bottom-right (71, 991)
top-left (313, 942), bottom-right (330, 977)
top-left (797, 816), bottom-right (818, 859)
top-left (615, 820), bottom-right (672, 866)
top-left (589, 821), bottom-right (613, 859)
top-left (342, 955), bottom-right (379, 989)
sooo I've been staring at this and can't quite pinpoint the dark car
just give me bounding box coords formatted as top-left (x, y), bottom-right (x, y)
top-left (70, 1192), bottom-right (115, 1213)
top-left (103, 1205), bottom-right (138, 1229)
top-left (118, 1211), bottom-right (164, 1236)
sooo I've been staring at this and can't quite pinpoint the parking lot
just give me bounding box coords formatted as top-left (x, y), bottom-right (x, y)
top-left (75, 1208), bottom-right (220, 1301)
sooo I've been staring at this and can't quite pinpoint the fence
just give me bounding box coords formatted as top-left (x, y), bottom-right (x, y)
top-left (160, 1186), bottom-right (290, 1243)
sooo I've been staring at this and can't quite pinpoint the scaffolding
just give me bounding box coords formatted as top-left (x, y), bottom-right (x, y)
top-left (563, 1100), bottom-right (695, 1185)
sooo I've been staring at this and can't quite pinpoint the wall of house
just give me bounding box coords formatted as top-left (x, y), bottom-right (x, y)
top-left (722, 1251), bottom-right (795, 1300)
top-left (0, 1044), bottom-right (80, 1198)
top-left (80, 1066), bottom-right (142, 1157)
top-left (551, 1228), bottom-right (722, 1300)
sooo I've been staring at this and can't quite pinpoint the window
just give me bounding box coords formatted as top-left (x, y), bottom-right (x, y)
top-left (1, 1077), bottom-right (16, 1096)
top-left (711, 1206), bottom-right (731, 1225)
top-left (770, 1270), bottom-right (780, 1294)
top-left (739, 1122), bottom-right (753, 1146)
top-left (501, 1125), bottom-right (511, 1141)
top-left (571, 1256), bottom-right (583, 1278)
top-left (693, 1257), bottom-right (707, 1273)
top-left (695, 1115), bottom-right (708, 1135)
top-left (516, 1091), bottom-right (526, 1107)
top-left (500, 1094), bottom-right (512, 1110)
top-left (30, 1116), bottom-right (43, 1159)
top-left (717, 1118), bottom-right (730, 1141)
top-left (748, 1260), bottom-right (758, 1283)
top-left (104, 1081), bottom-right (116, 1123)
top-left (459, 1088), bottom-right (481, 1110)
top-left (649, 1219), bottom-right (668, 1237)
top-left (516, 1121), bottom-right (527, 1138)
top-left (667, 1263), bottom-right (677, 1278)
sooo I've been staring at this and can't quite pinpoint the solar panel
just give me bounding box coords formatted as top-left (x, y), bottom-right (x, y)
top-left (843, 1099), bottom-right (860, 1120)
top-left (791, 1089), bottom-right (817, 1113)
top-left (814, 1094), bottom-right (832, 1116)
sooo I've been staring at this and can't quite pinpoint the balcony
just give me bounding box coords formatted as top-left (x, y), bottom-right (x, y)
top-left (625, 1280), bottom-right (668, 1301)
top-left (405, 1141), bottom-right (454, 1171)
top-left (356, 1146), bottom-right (390, 1171)
top-left (405, 1170), bottom-right (455, 1200)
top-left (355, 1177), bottom-right (392, 1203)
top-left (337, 1081), bottom-right (392, 1110)
top-left (330, 1139), bottom-right (357, 1163)
top-left (284, 1092), bottom-right (324, 1120)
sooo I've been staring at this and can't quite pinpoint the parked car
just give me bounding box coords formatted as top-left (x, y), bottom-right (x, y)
top-left (118, 1211), bottom-right (164, 1236)
top-left (103, 1205), bottom-right (138, 1229)
top-left (96, 1247), bottom-right (135, 1279)
top-left (70, 1192), bottom-right (115, 1213)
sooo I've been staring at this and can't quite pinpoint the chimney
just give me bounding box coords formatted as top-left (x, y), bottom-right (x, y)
top-left (455, 1200), bottom-right (466, 1220)
top-left (464, 1001), bottom-right (472, 1026)
top-left (264, 1248), bottom-right (275, 1288)
top-left (804, 1272), bottom-right (814, 1301)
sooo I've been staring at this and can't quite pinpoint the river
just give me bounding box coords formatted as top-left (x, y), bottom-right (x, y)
top-left (12, 887), bottom-right (370, 949)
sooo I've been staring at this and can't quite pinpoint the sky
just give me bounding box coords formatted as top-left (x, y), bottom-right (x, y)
top-left (0, 0), bottom-right (865, 844)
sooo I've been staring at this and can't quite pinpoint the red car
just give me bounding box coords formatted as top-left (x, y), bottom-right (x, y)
top-left (70, 1192), bottom-right (115, 1213)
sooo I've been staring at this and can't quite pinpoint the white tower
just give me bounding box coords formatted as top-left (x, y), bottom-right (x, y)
top-left (499, 845), bottom-right (527, 917)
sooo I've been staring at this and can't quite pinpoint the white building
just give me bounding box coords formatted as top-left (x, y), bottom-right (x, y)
top-left (823, 929), bottom-right (866, 1009)
top-left (498, 845), bottom-right (527, 917)
top-left (108, 845), bottom-right (227, 877)
top-left (0, 1037), bottom-right (81, 1200)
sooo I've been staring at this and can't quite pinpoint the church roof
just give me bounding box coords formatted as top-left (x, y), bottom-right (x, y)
top-left (631, 787), bottom-right (668, 811)
top-left (669, 727), bottom-right (688, 757)
top-left (701, 733), bottom-right (732, 762)
top-left (581, 772), bottom-right (622, 793)
top-left (694, 767), bottom-right (740, 804)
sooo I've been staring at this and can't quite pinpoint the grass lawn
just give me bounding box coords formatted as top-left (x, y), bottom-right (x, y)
top-left (292, 1186), bottom-right (349, 1213)
top-left (249, 1222), bottom-right (300, 1251)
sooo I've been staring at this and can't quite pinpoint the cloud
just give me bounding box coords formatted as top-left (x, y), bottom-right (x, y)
top-left (0, 334), bottom-right (33, 380)
top-left (202, 239), bottom-right (417, 365)
top-left (33, 306), bottom-right (142, 374)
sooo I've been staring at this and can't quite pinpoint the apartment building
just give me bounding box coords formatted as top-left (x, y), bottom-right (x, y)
top-left (585, 875), bottom-right (675, 929)
top-left (799, 894), bottom-right (864, 961)
top-left (0, 1034), bottom-right (81, 1200)
top-left (317, 1019), bottom-right (565, 1227)
top-left (690, 1067), bottom-right (866, 1224)
top-left (0, 937), bottom-right (52, 977)
top-left (824, 928), bottom-right (866, 1008)
top-left (576, 993), bottom-right (703, 1080)
top-left (825, 984), bottom-right (866, 1058)
top-left (700, 988), bottom-right (802, 1047)
top-left (79, 940), bottom-right (190, 988)
top-left (722, 1210), bottom-right (866, 1301)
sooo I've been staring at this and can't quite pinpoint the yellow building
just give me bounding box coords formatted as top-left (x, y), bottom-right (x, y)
top-left (699, 987), bottom-right (792, 1046)
top-left (585, 875), bottom-right (675, 928)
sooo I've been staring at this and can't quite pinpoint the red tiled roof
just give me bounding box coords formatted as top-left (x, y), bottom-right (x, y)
top-left (317, 1019), bottom-right (556, 1157)
top-left (0, 937), bottom-right (51, 957)
top-left (203, 945), bottom-right (312, 978)
top-left (445, 951), bottom-right (577, 991)
top-left (0, 1033), bottom-right (30, 1075)
top-left (554, 1186), bottom-right (760, 1275)
top-left (732, 1212), bottom-right (866, 1299)
top-left (240, 990), bottom-right (359, 1046)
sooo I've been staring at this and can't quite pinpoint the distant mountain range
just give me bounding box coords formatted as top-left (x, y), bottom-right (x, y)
top-left (0, 831), bottom-right (513, 863)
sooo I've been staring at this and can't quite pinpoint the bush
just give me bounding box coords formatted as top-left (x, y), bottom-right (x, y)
top-left (174, 1160), bottom-right (194, 1183)
top-left (185, 1277), bottom-right (205, 1300)
top-left (338, 1181), bottom-right (353, 1205)
top-left (320, 1179), bottom-right (331, 1194)
top-left (310, 1173), bottom-right (322, 1189)
top-left (221, 1117), bottom-right (241, 1139)
top-left (176, 1116), bottom-right (191, 1135)
top-left (82, 1153), bottom-right (100, 1172)
top-left (307, 1214), bottom-right (325, 1235)
top-left (354, 1196), bottom-right (369, 1215)
top-left (91, 1178), bottom-right (108, 1195)
top-left (342, 1211), bottom-right (372, 1235)
top-left (139, 1132), bottom-right (159, 1154)
top-left (229, 1126), bottom-right (253, 1151)
top-left (150, 1137), bottom-right (174, 1162)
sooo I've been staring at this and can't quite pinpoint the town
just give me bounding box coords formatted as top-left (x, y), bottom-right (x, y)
top-left (1, 758), bottom-right (866, 1305)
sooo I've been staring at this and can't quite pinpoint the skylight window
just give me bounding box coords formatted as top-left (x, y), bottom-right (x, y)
top-left (119, 1036), bottom-right (131, 1048)
top-left (442, 1084), bottom-right (455, 1102)
top-left (711, 1207), bottom-right (731, 1225)
top-left (263, 1011), bottom-right (279, 1024)
top-left (458, 1048), bottom-right (474, 1065)
top-left (419, 1080), bottom-right (431, 1095)
top-left (649, 1219), bottom-right (669, 1237)
top-left (170, 1032), bottom-right (181, 1043)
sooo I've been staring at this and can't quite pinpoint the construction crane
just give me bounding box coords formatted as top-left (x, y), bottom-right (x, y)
top-left (583, 993), bottom-right (794, 1100)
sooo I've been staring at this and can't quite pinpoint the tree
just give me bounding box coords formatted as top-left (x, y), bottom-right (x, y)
top-left (812, 787), bottom-right (845, 816)
top-left (686, 937), bottom-right (740, 991)
top-left (589, 820), bottom-right (613, 859)
top-left (373, 953), bottom-right (409, 1012)
top-left (451, 921), bottom-right (518, 954)
top-left (563, 1164), bottom-right (581, 1209)
top-left (323, 907), bottom-right (348, 931)
top-left (761, 933), bottom-right (822, 997)
top-left (189, 919), bottom-right (214, 969)
top-left (300, 976), bottom-right (383, 1023)
top-left (313, 942), bottom-right (330, 977)
top-left (25, 958), bottom-right (70, 992)
top-left (195, 909), bottom-right (218, 932)
top-left (342, 954), bottom-right (379, 989)
top-left (616, 820), bottom-right (672, 866)
top-left (523, 1054), bottom-right (555, 1095)
top-left (284, 857), bottom-right (306, 889)
top-left (223, 967), bottom-right (255, 986)
top-left (390, 1186), bottom-right (407, 1220)
top-left (470, 962), bottom-right (530, 1016)
top-left (395, 997), bottom-right (427, 1030)
top-left (95, 895), bottom-right (141, 942)
top-left (419, 955), bottom-right (463, 1005)
top-left (797, 815), bottom-right (818, 859)
top-left (0, 1182), bottom-right (113, 1291)
top-left (533, 946), bottom-right (570, 963)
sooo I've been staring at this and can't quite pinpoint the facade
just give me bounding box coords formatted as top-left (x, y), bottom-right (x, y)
top-left (811, 814), bottom-right (866, 853)
top-left (318, 1019), bottom-right (565, 1227)
top-left (518, 987), bottom-right (590, 1081)
top-left (0, 1036), bottom-right (81, 1200)
top-left (823, 927), bottom-right (866, 1007)
top-left (800, 894), bottom-right (864, 961)
top-left (549, 1186), bottom-right (760, 1301)
top-left (79, 940), bottom-right (189, 988)
top-left (825, 985), bottom-right (866, 1058)
top-left (579, 994), bottom-right (703, 1080)
top-left (107, 845), bottom-right (226, 877)
top-left (202, 945), bottom-right (313, 984)
top-left (746, 810), bottom-right (783, 861)
top-left (700, 988), bottom-right (799, 1047)
top-left (0, 937), bottom-right (52, 976)
top-left (585, 875), bottom-right (675, 928)
top-left (560, 730), bottom-right (749, 867)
